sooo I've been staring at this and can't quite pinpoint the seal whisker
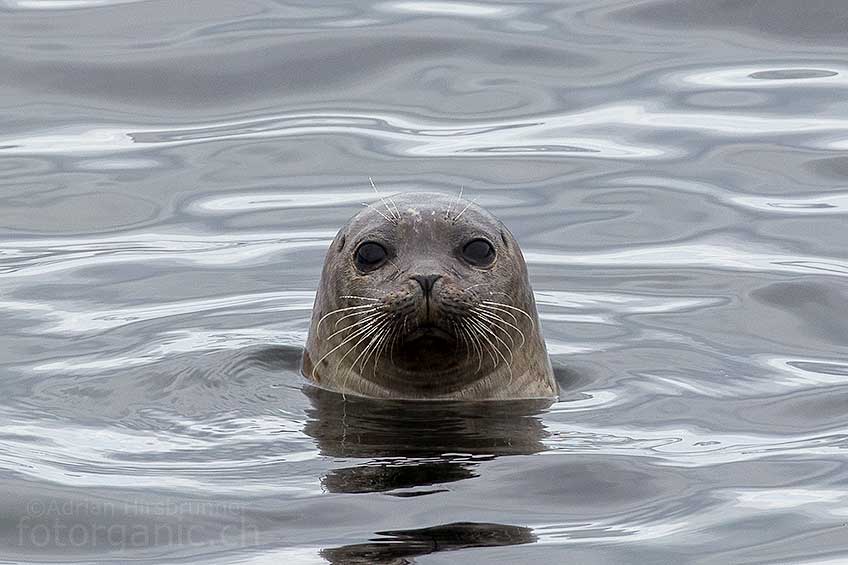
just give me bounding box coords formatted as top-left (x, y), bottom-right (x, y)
top-left (466, 326), bottom-right (485, 375)
top-left (387, 196), bottom-right (401, 221)
top-left (445, 184), bottom-right (464, 220)
top-left (481, 300), bottom-right (535, 329)
top-left (449, 319), bottom-right (470, 364)
top-left (312, 314), bottom-right (387, 380)
top-left (473, 307), bottom-right (519, 348)
top-left (467, 315), bottom-right (513, 369)
top-left (462, 282), bottom-right (488, 298)
top-left (458, 318), bottom-right (484, 375)
top-left (357, 324), bottom-right (387, 374)
top-left (316, 304), bottom-right (378, 337)
top-left (449, 319), bottom-right (463, 354)
top-left (340, 317), bottom-right (393, 391)
top-left (449, 320), bottom-right (459, 352)
top-left (339, 295), bottom-right (381, 301)
top-left (463, 317), bottom-right (497, 370)
top-left (381, 321), bottom-right (402, 372)
top-left (333, 308), bottom-right (382, 329)
top-left (368, 318), bottom-right (394, 366)
top-left (390, 314), bottom-right (408, 367)
top-left (477, 310), bottom-right (527, 347)
top-left (452, 196), bottom-right (477, 223)
top-left (326, 311), bottom-right (385, 340)
top-left (480, 316), bottom-right (517, 354)
top-left (386, 257), bottom-right (402, 275)
top-left (452, 320), bottom-right (472, 365)
top-left (360, 201), bottom-right (394, 224)
top-left (369, 177), bottom-right (401, 222)
top-left (335, 315), bottom-right (391, 387)
top-left (467, 312), bottom-right (516, 387)
top-left (369, 320), bottom-right (398, 377)
top-left (476, 302), bottom-right (518, 325)
top-left (461, 323), bottom-right (476, 367)
top-left (474, 306), bottom-right (515, 334)
top-left (477, 330), bottom-right (501, 372)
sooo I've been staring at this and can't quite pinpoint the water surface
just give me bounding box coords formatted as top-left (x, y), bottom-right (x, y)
top-left (2, 0), bottom-right (848, 562)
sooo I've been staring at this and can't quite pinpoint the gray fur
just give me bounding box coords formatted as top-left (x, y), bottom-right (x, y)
top-left (302, 191), bottom-right (557, 400)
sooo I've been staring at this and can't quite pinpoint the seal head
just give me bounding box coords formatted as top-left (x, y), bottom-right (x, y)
top-left (302, 192), bottom-right (556, 400)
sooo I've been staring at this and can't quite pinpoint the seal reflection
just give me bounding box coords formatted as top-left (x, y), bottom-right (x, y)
top-left (303, 386), bottom-right (551, 562)
top-left (321, 522), bottom-right (537, 565)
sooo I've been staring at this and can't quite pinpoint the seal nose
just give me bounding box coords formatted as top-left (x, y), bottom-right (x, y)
top-left (412, 274), bottom-right (442, 296)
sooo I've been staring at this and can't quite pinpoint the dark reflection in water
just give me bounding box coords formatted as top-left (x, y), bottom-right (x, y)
top-left (298, 364), bottom-right (601, 564)
top-left (303, 387), bottom-right (548, 562)
top-left (321, 522), bottom-right (536, 565)
top-left (749, 69), bottom-right (839, 80)
top-left (304, 387), bottom-right (551, 494)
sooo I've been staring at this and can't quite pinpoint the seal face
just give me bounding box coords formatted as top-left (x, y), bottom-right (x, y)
top-left (302, 191), bottom-right (556, 400)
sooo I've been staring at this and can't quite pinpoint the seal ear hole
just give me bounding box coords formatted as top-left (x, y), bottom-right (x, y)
top-left (500, 230), bottom-right (509, 247)
top-left (336, 234), bottom-right (346, 252)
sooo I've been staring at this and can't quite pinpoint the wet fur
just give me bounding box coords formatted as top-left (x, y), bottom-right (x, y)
top-left (302, 191), bottom-right (557, 400)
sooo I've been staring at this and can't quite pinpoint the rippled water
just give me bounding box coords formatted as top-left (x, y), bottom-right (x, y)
top-left (2, 0), bottom-right (848, 562)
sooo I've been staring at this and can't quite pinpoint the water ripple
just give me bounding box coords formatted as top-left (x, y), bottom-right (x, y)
top-left (0, 231), bottom-right (333, 277)
top-left (527, 239), bottom-right (848, 278)
top-left (0, 0), bottom-right (155, 9)
top-left (668, 65), bottom-right (846, 88)
top-left (2, 0), bottom-right (848, 562)
top-left (0, 102), bottom-right (845, 163)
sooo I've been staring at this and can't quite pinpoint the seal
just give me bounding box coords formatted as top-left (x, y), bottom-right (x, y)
top-left (301, 191), bottom-right (556, 400)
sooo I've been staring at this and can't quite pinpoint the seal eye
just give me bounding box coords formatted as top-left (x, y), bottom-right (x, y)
top-left (355, 242), bottom-right (388, 271)
top-left (462, 238), bottom-right (495, 266)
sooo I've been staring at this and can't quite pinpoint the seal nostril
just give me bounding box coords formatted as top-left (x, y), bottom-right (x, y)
top-left (412, 274), bottom-right (442, 295)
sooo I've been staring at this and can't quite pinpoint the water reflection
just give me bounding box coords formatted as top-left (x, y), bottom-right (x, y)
top-left (304, 387), bottom-right (548, 562)
top-left (303, 386), bottom-right (551, 494)
top-left (321, 521), bottom-right (536, 565)
top-left (3, 0), bottom-right (848, 561)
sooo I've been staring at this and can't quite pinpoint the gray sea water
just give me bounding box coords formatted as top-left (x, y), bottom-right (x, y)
top-left (2, 0), bottom-right (848, 563)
